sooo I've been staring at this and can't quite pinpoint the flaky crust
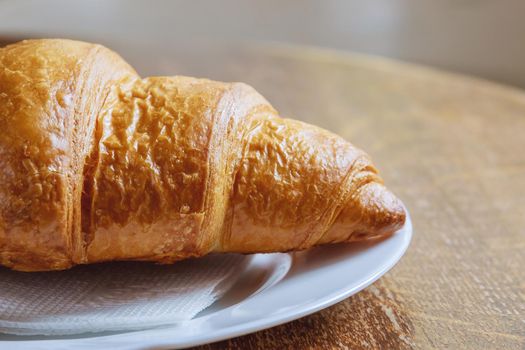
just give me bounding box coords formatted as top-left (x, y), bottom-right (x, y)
top-left (0, 39), bottom-right (405, 271)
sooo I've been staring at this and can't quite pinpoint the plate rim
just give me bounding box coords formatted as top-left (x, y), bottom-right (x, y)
top-left (175, 209), bottom-right (414, 348)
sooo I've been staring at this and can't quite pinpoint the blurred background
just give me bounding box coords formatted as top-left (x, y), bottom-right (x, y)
top-left (0, 0), bottom-right (524, 88)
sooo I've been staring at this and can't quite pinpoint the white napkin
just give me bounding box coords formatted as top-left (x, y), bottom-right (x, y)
top-left (0, 254), bottom-right (247, 336)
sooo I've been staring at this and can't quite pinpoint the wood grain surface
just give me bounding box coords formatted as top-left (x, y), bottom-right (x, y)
top-left (1, 37), bottom-right (524, 349)
top-left (162, 42), bottom-right (523, 350)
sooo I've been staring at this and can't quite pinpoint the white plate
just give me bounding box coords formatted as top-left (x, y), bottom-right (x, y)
top-left (0, 211), bottom-right (412, 349)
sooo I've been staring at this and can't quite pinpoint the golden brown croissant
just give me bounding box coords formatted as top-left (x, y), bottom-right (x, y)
top-left (0, 39), bottom-right (405, 271)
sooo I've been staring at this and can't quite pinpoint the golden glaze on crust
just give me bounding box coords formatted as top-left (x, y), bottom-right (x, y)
top-left (0, 39), bottom-right (405, 271)
top-left (0, 39), bottom-right (136, 270)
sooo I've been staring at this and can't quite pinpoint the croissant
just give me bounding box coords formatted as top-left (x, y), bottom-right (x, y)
top-left (0, 39), bottom-right (405, 271)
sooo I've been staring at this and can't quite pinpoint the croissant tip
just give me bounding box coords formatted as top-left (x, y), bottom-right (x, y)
top-left (319, 181), bottom-right (406, 245)
top-left (350, 182), bottom-right (406, 241)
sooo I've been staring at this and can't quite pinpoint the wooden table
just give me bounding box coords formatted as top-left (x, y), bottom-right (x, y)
top-left (2, 37), bottom-right (524, 349)
top-left (159, 42), bottom-right (523, 349)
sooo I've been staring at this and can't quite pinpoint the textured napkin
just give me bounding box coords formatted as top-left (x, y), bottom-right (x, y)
top-left (0, 254), bottom-right (247, 335)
